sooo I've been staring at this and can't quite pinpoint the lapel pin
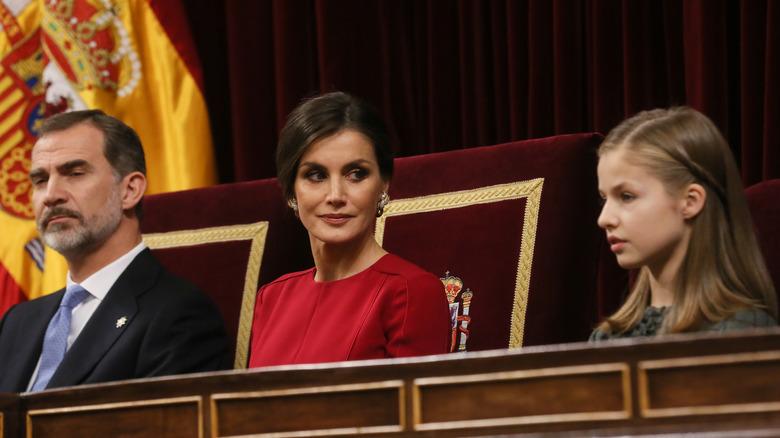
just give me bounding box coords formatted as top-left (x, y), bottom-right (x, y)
top-left (116, 316), bottom-right (127, 328)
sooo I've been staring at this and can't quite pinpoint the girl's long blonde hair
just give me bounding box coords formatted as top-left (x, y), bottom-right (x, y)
top-left (597, 107), bottom-right (777, 335)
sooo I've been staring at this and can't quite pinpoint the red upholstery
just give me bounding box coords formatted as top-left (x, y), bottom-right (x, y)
top-left (141, 133), bottom-right (607, 366)
top-left (380, 133), bottom-right (606, 350)
top-left (141, 179), bottom-right (311, 368)
top-left (746, 179), bottom-right (780, 295)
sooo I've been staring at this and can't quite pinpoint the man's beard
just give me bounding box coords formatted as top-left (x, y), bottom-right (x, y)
top-left (37, 188), bottom-right (123, 258)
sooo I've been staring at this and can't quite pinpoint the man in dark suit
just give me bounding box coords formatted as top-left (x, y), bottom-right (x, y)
top-left (0, 110), bottom-right (229, 392)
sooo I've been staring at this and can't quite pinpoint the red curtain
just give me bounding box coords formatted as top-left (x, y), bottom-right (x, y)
top-left (184, 0), bottom-right (780, 186)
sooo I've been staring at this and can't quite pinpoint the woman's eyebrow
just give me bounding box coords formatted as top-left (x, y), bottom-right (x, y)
top-left (298, 161), bottom-right (324, 170)
top-left (340, 159), bottom-right (371, 172)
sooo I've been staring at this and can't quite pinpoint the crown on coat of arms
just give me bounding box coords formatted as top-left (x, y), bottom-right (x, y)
top-left (442, 271), bottom-right (463, 304)
top-left (440, 271), bottom-right (475, 353)
top-left (41, 0), bottom-right (141, 96)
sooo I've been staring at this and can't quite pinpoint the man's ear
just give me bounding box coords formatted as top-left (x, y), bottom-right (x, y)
top-left (121, 171), bottom-right (147, 212)
top-left (682, 183), bottom-right (706, 219)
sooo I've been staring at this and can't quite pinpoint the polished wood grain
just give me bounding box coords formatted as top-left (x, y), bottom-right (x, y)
top-left (2, 328), bottom-right (779, 437)
top-left (212, 381), bottom-right (404, 436)
top-left (26, 397), bottom-right (202, 438)
top-left (0, 393), bottom-right (18, 438)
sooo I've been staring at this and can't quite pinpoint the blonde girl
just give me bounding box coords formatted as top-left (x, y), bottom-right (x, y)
top-left (591, 107), bottom-right (777, 340)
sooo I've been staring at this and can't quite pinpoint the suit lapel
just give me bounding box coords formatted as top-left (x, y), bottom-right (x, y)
top-left (1, 291), bottom-right (62, 392)
top-left (47, 249), bottom-right (161, 388)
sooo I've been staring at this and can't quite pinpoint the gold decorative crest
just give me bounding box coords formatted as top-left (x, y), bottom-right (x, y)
top-left (0, 22), bottom-right (46, 219)
top-left (440, 271), bottom-right (474, 352)
top-left (42, 0), bottom-right (141, 96)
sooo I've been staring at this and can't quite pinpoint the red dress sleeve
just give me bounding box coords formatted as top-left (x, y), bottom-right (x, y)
top-left (382, 268), bottom-right (451, 358)
top-left (248, 284), bottom-right (271, 363)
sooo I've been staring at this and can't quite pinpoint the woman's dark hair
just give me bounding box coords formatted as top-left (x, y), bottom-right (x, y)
top-left (276, 91), bottom-right (394, 201)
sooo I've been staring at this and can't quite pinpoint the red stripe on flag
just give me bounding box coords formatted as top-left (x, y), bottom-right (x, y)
top-left (0, 96), bottom-right (26, 126)
top-left (0, 71), bottom-right (18, 101)
top-left (0, 260), bottom-right (28, 318)
top-left (146, 0), bottom-right (204, 91)
top-left (0, 2), bottom-right (24, 46)
top-left (0, 126), bottom-right (22, 147)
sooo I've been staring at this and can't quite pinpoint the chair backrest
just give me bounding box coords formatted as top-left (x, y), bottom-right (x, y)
top-left (141, 178), bottom-right (311, 369)
top-left (141, 133), bottom-right (607, 366)
top-left (745, 179), bottom-right (780, 296)
top-left (378, 133), bottom-right (605, 350)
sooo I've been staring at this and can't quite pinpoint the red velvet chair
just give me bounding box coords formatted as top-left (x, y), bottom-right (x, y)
top-left (141, 133), bottom-right (606, 367)
top-left (141, 179), bottom-right (311, 369)
top-left (379, 133), bottom-right (606, 351)
top-left (746, 179), bottom-right (780, 296)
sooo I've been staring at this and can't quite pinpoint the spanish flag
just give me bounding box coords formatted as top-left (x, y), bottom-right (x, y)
top-left (0, 0), bottom-right (215, 315)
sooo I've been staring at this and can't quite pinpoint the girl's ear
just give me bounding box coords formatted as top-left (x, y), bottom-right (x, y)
top-left (682, 183), bottom-right (706, 219)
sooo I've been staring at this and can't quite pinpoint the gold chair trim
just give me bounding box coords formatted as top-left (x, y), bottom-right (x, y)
top-left (375, 179), bottom-right (544, 349)
top-left (143, 222), bottom-right (269, 369)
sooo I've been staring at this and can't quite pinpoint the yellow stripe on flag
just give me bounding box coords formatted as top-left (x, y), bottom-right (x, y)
top-left (63, 0), bottom-right (215, 194)
top-left (1, 0), bottom-right (215, 308)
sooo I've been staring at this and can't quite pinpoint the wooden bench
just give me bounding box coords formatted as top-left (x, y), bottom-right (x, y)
top-left (2, 328), bottom-right (779, 437)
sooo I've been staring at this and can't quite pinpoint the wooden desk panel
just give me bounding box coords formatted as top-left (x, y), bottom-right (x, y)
top-left (638, 350), bottom-right (780, 418)
top-left (0, 393), bottom-right (18, 438)
top-left (26, 397), bottom-right (202, 438)
top-left (212, 381), bottom-right (404, 437)
top-left (6, 329), bottom-right (780, 437)
top-left (413, 363), bottom-right (631, 431)
top-left (0, 393), bottom-right (21, 438)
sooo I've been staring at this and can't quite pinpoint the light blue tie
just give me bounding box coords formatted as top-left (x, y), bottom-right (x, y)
top-left (31, 284), bottom-right (91, 391)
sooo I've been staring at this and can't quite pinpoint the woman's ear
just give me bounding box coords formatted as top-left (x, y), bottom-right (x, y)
top-left (121, 171), bottom-right (147, 212)
top-left (682, 183), bottom-right (706, 219)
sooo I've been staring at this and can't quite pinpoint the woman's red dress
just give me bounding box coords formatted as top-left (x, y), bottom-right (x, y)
top-left (248, 254), bottom-right (450, 367)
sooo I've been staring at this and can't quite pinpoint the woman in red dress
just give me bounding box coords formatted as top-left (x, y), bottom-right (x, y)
top-left (248, 92), bottom-right (451, 368)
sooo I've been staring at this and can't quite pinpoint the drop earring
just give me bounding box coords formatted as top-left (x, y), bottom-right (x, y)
top-left (376, 192), bottom-right (390, 217)
top-left (287, 198), bottom-right (299, 217)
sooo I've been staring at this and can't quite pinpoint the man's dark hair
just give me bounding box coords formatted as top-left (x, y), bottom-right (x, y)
top-left (39, 109), bottom-right (147, 219)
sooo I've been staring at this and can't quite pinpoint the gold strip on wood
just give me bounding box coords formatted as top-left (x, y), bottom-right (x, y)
top-left (374, 179), bottom-right (544, 349)
top-left (214, 426), bottom-right (401, 438)
top-left (211, 380), bottom-right (405, 438)
top-left (212, 380), bottom-right (404, 400)
top-left (27, 396), bottom-right (203, 438)
top-left (638, 350), bottom-right (780, 418)
top-left (143, 221), bottom-right (269, 369)
top-left (412, 362), bottom-right (631, 431)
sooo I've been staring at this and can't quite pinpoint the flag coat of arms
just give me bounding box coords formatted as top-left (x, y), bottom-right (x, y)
top-left (0, 0), bottom-right (215, 315)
